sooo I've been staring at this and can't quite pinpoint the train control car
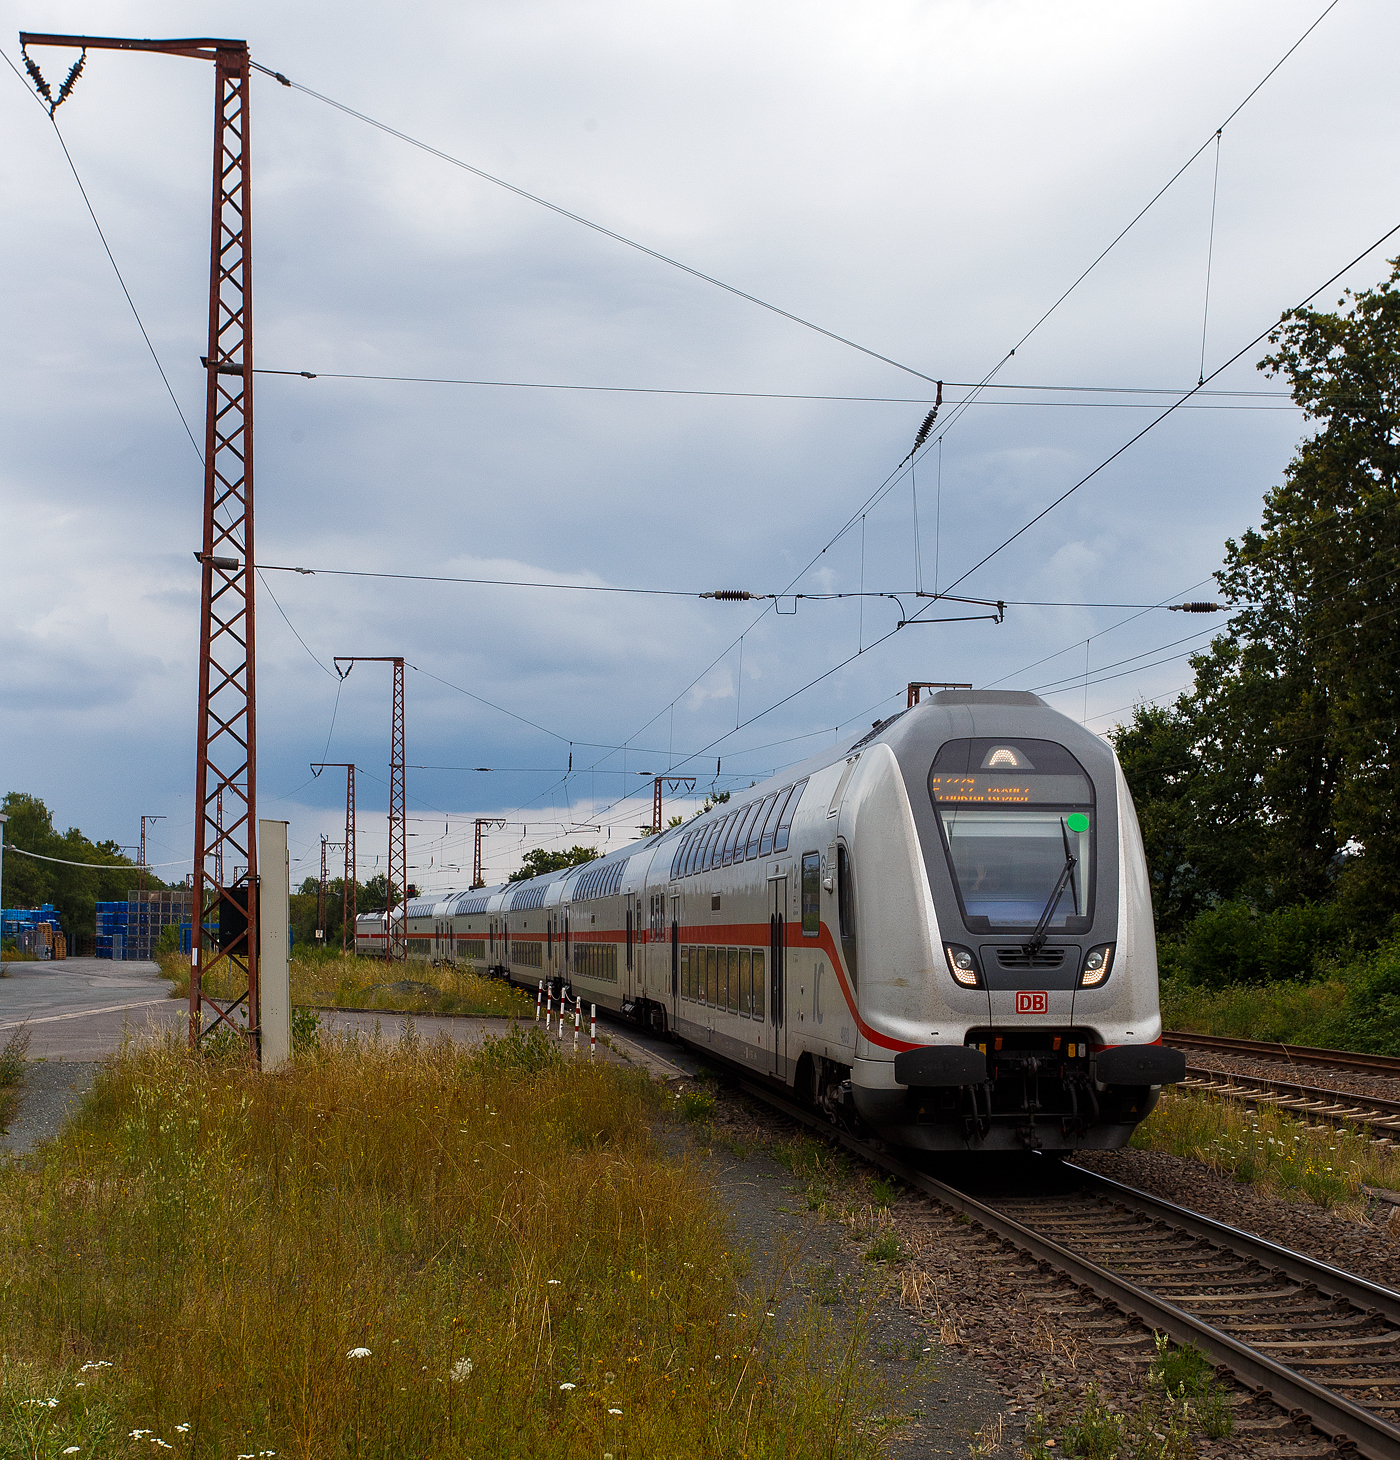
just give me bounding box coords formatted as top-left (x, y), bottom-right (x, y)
top-left (368, 689), bottom-right (1184, 1152)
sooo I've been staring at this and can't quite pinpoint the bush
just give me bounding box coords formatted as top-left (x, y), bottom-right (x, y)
top-left (1168, 900), bottom-right (1348, 988)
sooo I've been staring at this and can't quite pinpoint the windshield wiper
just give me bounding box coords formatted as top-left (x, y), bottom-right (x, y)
top-left (1025, 821), bottom-right (1077, 955)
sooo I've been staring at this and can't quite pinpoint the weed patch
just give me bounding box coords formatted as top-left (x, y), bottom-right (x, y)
top-left (0, 1026), bottom-right (28, 1131)
top-left (0, 1030), bottom-right (881, 1458)
top-left (1132, 1086), bottom-right (1400, 1208)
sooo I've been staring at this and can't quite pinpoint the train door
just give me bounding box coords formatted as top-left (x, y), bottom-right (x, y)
top-left (670, 892), bottom-right (680, 1027)
top-left (768, 875), bottom-right (787, 1078)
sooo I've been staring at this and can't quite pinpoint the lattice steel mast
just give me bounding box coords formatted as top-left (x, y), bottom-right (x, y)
top-left (18, 32), bottom-right (261, 1056)
top-left (333, 661), bottom-right (404, 960)
top-left (311, 762), bottom-right (357, 951)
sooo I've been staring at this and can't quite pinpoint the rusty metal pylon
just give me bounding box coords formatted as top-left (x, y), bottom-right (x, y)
top-left (19, 32), bottom-right (261, 1056)
top-left (333, 661), bottom-right (404, 960)
top-left (312, 762), bottom-right (357, 951)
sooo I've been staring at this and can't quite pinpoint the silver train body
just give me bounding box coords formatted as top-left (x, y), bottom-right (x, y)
top-left (356, 690), bottom-right (1182, 1152)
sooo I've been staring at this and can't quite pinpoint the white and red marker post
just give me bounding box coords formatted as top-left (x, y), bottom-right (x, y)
top-left (535, 980), bottom-right (542, 1024)
top-left (590, 1003), bottom-right (597, 1060)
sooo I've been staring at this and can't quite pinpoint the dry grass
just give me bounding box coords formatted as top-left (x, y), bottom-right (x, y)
top-left (157, 948), bottom-right (533, 1019)
top-left (1131, 1084), bottom-right (1400, 1207)
top-left (0, 1026), bottom-right (880, 1459)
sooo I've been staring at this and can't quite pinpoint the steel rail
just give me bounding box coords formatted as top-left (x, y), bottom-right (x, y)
top-left (735, 1076), bottom-right (1400, 1460)
top-left (1164, 1030), bottom-right (1400, 1079)
top-left (1182, 1065), bottom-right (1400, 1140)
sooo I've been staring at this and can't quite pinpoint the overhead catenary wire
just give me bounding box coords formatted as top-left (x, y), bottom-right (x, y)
top-left (1, 46), bottom-right (204, 463)
top-left (247, 60), bottom-right (948, 390)
top-left (267, 2), bottom-right (1341, 817)
top-left (253, 366), bottom-right (1301, 403)
top-left (926, 215), bottom-right (1400, 606)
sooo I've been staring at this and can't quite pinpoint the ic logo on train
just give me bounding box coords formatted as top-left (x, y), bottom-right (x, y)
top-left (1015, 991), bottom-right (1048, 1014)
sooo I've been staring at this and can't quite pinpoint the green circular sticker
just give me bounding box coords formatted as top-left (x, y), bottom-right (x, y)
top-left (1066, 813), bottom-right (1090, 834)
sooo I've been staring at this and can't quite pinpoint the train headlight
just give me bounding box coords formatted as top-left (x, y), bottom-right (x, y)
top-left (944, 943), bottom-right (981, 988)
top-left (1079, 944), bottom-right (1114, 988)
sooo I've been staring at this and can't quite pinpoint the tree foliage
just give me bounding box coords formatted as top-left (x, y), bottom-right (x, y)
top-left (1113, 260), bottom-right (1400, 942)
top-left (508, 846), bottom-right (599, 884)
top-left (1, 791), bottom-right (154, 941)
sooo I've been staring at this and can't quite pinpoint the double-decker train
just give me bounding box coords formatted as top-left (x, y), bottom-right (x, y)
top-left (356, 689), bottom-right (1183, 1152)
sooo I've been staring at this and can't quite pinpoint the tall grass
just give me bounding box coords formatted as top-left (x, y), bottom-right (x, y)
top-left (1160, 975), bottom-right (1351, 1046)
top-left (1131, 1085), bottom-right (1400, 1208)
top-left (0, 1027), bottom-right (880, 1459)
top-left (157, 948), bottom-right (533, 1018)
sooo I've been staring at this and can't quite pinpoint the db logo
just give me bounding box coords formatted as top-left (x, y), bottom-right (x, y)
top-left (1016, 991), bottom-right (1048, 1014)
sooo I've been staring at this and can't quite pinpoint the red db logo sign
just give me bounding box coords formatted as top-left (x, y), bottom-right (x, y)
top-left (1016, 991), bottom-right (1048, 1014)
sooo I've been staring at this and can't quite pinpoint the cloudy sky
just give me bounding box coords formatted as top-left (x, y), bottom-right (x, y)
top-left (2, 0), bottom-right (1395, 891)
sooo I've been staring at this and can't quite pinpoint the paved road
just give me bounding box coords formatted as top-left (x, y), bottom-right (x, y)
top-left (0, 956), bottom-right (185, 1060)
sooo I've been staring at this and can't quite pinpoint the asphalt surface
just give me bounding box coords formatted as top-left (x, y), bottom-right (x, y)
top-left (0, 956), bottom-right (185, 1059)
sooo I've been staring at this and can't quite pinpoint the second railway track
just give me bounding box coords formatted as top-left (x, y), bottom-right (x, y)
top-left (735, 1075), bottom-right (1400, 1460)
top-left (1178, 1063), bottom-right (1400, 1144)
top-left (1164, 1031), bottom-right (1400, 1081)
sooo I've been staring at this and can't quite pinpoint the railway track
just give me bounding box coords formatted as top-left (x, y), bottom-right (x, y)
top-left (736, 1076), bottom-right (1400, 1460)
top-left (1180, 1064), bottom-right (1400, 1144)
top-left (1164, 1031), bottom-right (1400, 1080)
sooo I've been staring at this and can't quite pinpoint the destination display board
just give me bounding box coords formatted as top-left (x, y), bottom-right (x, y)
top-left (929, 773), bottom-right (1092, 805)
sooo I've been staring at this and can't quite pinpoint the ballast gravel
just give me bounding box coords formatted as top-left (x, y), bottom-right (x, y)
top-left (682, 1079), bottom-right (1348, 1459)
top-left (1070, 1146), bottom-right (1400, 1278)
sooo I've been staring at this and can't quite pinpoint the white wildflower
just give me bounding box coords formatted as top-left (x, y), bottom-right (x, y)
top-left (607, 1407), bottom-right (623, 1415)
top-left (63, 1449), bottom-right (80, 1455)
top-left (175, 1426), bottom-right (190, 1435)
top-left (547, 1279), bottom-right (561, 1285)
top-left (346, 1347), bottom-right (372, 1360)
top-left (79, 1361), bottom-right (113, 1373)
top-left (152, 1441), bottom-right (173, 1450)
top-left (558, 1382), bottom-right (576, 1391)
top-left (130, 1431), bottom-right (152, 1440)
top-left (449, 1358), bottom-right (473, 1382)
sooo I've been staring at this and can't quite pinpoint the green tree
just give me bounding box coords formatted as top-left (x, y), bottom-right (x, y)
top-left (508, 846), bottom-right (599, 883)
top-left (1, 792), bottom-right (152, 944)
top-left (1113, 259), bottom-right (1400, 938)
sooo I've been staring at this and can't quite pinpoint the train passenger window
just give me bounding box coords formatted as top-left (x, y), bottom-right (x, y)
top-left (727, 948), bottom-right (739, 1012)
top-left (758, 790), bottom-right (789, 857)
top-left (672, 833), bottom-right (691, 880)
top-left (727, 802), bottom-right (757, 865)
top-left (709, 815), bottom-right (732, 870)
top-left (739, 948), bottom-right (751, 1016)
top-left (750, 948), bottom-right (765, 1019)
top-left (713, 947), bottom-right (726, 1009)
top-left (691, 822), bottom-right (713, 876)
top-left (774, 779), bottom-right (807, 852)
top-left (801, 853), bottom-right (821, 936)
top-left (720, 813), bottom-right (744, 867)
top-left (626, 906), bottom-right (633, 969)
top-left (682, 831), bottom-right (701, 878)
top-left (702, 947), bottom-right (714, 1004)
top-left (747, 793), bottom-right (779, 859)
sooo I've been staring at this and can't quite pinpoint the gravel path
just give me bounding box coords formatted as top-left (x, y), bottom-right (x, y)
top-left (0, 1061), bottom-right (101, 1157)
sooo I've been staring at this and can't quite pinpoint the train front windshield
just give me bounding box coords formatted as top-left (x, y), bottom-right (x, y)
top-left (928, 738), bottom-right (1095, 934)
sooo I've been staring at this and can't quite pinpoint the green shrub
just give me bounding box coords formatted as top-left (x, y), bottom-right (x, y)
top-left (1175, 900), bottom-right (1347, 988)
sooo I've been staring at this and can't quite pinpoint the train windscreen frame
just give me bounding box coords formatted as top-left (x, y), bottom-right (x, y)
top-left (928, 738), bottom-right (1095, 935)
